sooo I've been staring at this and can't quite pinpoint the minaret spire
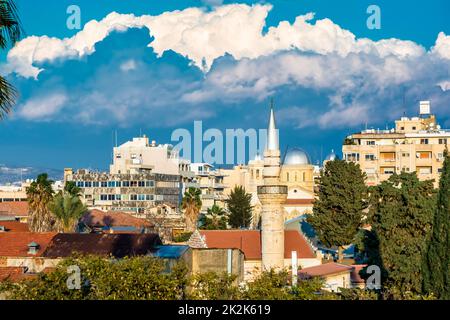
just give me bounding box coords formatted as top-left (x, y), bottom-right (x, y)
top-left (267, 98), bottom-right (279, 151)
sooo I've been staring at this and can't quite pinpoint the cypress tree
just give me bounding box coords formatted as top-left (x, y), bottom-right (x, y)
top-left (307, 159), bottom-right (367, 261)
top-left (423, 150), bottom-right (450, 299)
top-left (369, 172), bottom-right (435, 298)
top-left (226, 186), bottom-right (253, 229)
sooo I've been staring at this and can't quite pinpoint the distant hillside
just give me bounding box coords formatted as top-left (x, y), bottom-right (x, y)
top-left (0, 164), bottom-right (63, 185)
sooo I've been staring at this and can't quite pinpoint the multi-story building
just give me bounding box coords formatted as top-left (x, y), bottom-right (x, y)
top-left (64, 169), bottom-right (180, 214)
top-left (342, 101), bottom-right (449, 187)
top-left (187, 163), bottom-right (227, 212)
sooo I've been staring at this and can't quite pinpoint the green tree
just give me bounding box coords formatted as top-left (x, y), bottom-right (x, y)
top-left (49, 192), bottom-right (87, 233)
top-left (0, 0), bottom-right (22, 119)
top-left (226, 186), bottom-right (253, 229)
top-left (423, 150), bottom-right (450, 299)
top-left (187, 272), bottom-right (240, 300)
top-left (307, 159), bottom-right (367, 261)
top-left (181, 187), bottom-right (202, 232)
top-left (26, 173), bottom-right (55, 232)
top-left (1, 255), bottom-right (189, 300)
top-left (199, 204), bottom-right (228, 230)
top-left (64, 181), bottom-right (81, 197)
top-left (368, 172), bottom-right (436, 299)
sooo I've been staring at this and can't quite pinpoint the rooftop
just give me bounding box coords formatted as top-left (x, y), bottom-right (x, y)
top-left (197, 230), bottom-right (315, 260)
top-left (0, 232), bottom-right (57, 257)
top-left (42, 233), bottom-right (162, 258)
top-left (0, 201), bottom-right (29, 217)
top-left (80, 209), bottom-right (154, 229)
top-left (299, 262), bottom-right (353, 278)
top-left (0, 221), bottom-right (29, 232)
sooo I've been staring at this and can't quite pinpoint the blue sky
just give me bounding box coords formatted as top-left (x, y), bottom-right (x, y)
top-left (0, 0), bottom-right (450, 172)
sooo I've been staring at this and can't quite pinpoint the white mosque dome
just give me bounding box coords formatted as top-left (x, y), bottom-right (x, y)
top-left (325, 149), bottom-right (337, 161)
top-left (283, 148), bottom-right (310, 165)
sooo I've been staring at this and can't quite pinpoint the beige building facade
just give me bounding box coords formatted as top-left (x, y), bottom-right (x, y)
top-left (343, 101), bottom-right (449, 187)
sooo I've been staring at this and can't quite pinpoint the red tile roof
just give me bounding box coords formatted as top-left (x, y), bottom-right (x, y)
top-left (0, 201), bottom-right (29, 217)
top-left (199, 230), bottom-right (315, 260)
top-left (350, 264), bottom-right (367, 284)
top-left (43, 233), bottom-right (162, 258)
top-left (81, 209), bottom-right (153, 229)
top-left (285, 199), bottom-right (314, 206)
top-left (0, 221), bottom-right (29, 232)
top-left (299, 262), bottom-right (353, 278)
top-left (0, 232), bottom-right (57, 257)
top-left (0, 267), bottom-right (27, 282)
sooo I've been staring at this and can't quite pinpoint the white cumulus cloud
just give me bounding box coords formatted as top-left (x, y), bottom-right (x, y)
top-left (1, 4), bottom-right (439, 78)
top-left (17, 93), bottom-right (68, 120)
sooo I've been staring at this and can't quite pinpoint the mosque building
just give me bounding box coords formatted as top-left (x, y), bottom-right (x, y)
top-left (222, 105), bottom-right (335, 229)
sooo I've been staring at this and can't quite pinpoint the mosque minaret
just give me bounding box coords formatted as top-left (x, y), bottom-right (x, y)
top-left (257, 99), bottom-right (288, 270)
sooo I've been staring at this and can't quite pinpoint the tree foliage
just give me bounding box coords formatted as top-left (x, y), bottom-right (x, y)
top-left (181, 187), bottom-right (202, 232)
top-left (0, 257), bottom-right (336, 300)
top-left (307, 159), bottom-right (367, 260)
top-left (64, 181), bottom-right (82, 197)
top-left (199, 204), bottom-right (228, 230)
top-left (423, 150), bottom-right (450, 299)
top-left (26, 173), bottom-right (55, 232)
top-left (226, 186), bottom-right (253, 229)
top-left (366, 172), bottom-right (436, 299)
top-left (0, 0), bottom-right (22, 119)
top-left (49, 192), bottom-right (87, 232)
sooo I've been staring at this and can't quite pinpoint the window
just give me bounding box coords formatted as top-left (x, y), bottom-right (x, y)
top-left (418, 167), bottom-right (432, 175)
top-left (438, 168), bottom-right (443, 174)
top-left (108, 194), bottom-right (115, 201)
top-left (402, 167), bottom-right (410, 172)
top-left (116, 181), bottom-right (122, 187)
top-left (123, 181), bottom-right (130, 187)
top-left (138, 194), bottom-right (145, 201)
top-left (130, 194), bottom-right (137, 201)
top-left (366, 141), bottom-right (376, 145)
top-left (400, 127), bottom-right (405, 130)
top-left (138, 181), bottom-right (145, 187)
top-left (101, 181), bottom-right (107, 187)
top-left (402, 153), bottom-right (410, 157)
top-left (93, 181), bottom-right (99, 187)
top-left (116, 194), bottom-right (122, 201)
top-left (146, 194), bottom-right (154, 201)
top-left (130, 181), bottom-right (138, 187)
top-left (131, 153), bottom-right (137, 159)
top-left (84, 181), bottom-right (92, 188)
top-left (439, 138), bottom-right (447, 145)
top-left (365, 154), bottom-right (376, 161)
top-left (76, 181), bottom-right (84, 188)
top-left (420, 139), bottom-right (429, 145)
top-left (417, 151), bottom-right (432, 159)
top-left (412, 126), bottom-right (417, 130)
top-left (382, 168), bottom-right (395, 175)
top-left (380, 152), bottom-right (395, 161)
top-left (344, 153), bottom-right (360, 162)
top-left (115, 154), bottom-right (121, 159)
top-left (145, 180), bottom-right (154, 187)
top-left (107, 181), bottom-right (116, 188)
top-left (286, 173), bottom-right (290, 181)
top-left (100, 194), bottom-right (108, 201)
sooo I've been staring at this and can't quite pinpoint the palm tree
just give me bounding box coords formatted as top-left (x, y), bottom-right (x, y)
top-left (64, 181), bottom-right (81, 197)
top-left (181, 187), bottom-right (202, 232)
top-left (0, 0), bottom-right (22, 119)
top-left (26, 173), bottom-right (55, 232)
top-left (200, 204), bottom-right (228, 230)
top-left (49, 192), bottom-right (87, 232)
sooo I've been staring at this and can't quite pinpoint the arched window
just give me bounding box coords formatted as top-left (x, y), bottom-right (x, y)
top-left (302, 172), bottom-right (306, 181)
top-left (286, 172), bottom-right (290, 181)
